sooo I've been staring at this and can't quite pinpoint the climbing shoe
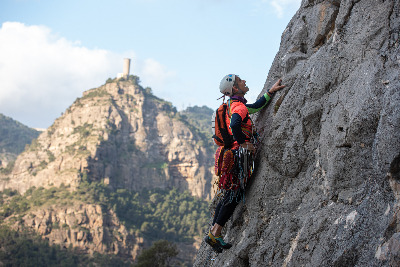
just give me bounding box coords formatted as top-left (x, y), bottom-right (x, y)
top-left (215, 235), bottom-right (232, 249)
top-left (204, 231), bottom-right (223, 253)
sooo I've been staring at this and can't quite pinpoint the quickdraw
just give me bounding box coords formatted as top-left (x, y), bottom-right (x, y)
top-left (213, 119), bottom-right (260, 203)
top-left (213, 136), bottom-right (259, 203)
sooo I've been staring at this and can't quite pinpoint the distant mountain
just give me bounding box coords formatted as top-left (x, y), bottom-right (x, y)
top-left (180, 105), bottom-right (214, 139)
top-left (0, 76), bottom-right (214, 265)
top-left (2, 77), bottom-right (214, 199)
top-left (0, 114), bottom-right (40, 169)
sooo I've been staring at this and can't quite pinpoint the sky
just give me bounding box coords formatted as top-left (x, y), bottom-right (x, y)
top-left (0, 0), bottom-right (301, 129)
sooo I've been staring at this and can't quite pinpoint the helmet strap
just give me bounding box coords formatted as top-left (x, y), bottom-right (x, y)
top-left (217, 94), bottom-right (226, 103)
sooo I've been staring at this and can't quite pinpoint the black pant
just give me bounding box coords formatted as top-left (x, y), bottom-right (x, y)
top-left (212, 190), bottom-right (243, 227)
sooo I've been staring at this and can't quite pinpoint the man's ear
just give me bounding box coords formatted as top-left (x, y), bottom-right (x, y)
top-left (232, 86), bottom-right (238, 94)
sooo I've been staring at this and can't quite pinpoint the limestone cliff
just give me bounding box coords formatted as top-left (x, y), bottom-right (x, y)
top-left (1, 77), bottom-right (213, 199)
top-left (195, 0), bottom-right (400, 266)
top-left (15, 203), bottom-right (141, 260)
top-left (0, 76), bottom-right (213, 264)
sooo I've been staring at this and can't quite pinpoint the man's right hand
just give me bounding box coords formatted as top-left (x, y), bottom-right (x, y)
top-left (269, 79), bottom-right (286, 94)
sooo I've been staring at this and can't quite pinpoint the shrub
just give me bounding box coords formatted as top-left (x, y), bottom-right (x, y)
top-left (134, 240), bottom-right (178, 267)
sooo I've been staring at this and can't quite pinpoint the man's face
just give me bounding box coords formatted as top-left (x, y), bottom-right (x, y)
top-left (234, 76), bottom-right (249, 94)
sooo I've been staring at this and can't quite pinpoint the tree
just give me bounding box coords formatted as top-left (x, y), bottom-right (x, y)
top-left (144, 87), bottom-right (152, 95)
top-left (134, 240), bottom-right (179, 267)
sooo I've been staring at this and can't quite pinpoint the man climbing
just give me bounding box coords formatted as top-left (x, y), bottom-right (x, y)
top-left (205, 74), bottom-right (285, 253)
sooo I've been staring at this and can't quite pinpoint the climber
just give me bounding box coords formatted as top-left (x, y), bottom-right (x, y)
top-left (205, 74), bottom-right (285, 253)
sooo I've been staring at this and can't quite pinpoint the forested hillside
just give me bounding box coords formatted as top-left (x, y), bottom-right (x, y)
top-left (0, 114), bottom-right (39, 170)
top-left (180, 105), bottom-right (214, 138)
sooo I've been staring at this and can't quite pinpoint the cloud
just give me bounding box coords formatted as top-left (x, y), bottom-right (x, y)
top-left (139, 58), bottom-right (177, 90)
top-left (263, 0), bottom-right (301, 18)
top-left (0, 22), bottom-right (175, 129)
top-left (0, 22), bottom-right (123, 128)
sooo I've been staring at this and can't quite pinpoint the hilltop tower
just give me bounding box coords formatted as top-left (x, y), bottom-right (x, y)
top-left (117, 58), bottom-right (132, 79)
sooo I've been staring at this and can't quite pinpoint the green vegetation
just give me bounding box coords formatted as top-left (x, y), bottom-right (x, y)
top-left (179, 105), bottom-right (214, 138)
top-left (127, 75), bottom-right (141, 85)
top-left (0, 182), bottom-right (209, 243)
top-left (144, 87), bottom-right (152, 95)
top-left (63, 123), bottom-right (95, 157)
top-left (0, 113), bottom-right (40, 156)
top-left (0, 160), bottom-right (15, 175)
top-left (0, 225), bottom-right (129, 267)
top-left (178, 105), bottom-right (215, 151)
top-left (110, 187), bottom-right (209, 242)
top-left (143, 89), bottom-right (178, 118)
top-left (80, 89), bottom-right (110, 101)
top-left (47, 150), bottom-right (56, 162)
top-left (73, 123), bottom-right (93, 138)
top-left (134, 240), bottom-right (179, 267)
top-left (114, 75), bottom-right (141, 85)
top-left (0, 182), bottom-right (208, 266)
top-left (143, 162), bottom-right (168, 169)
top-left (46, 125), bottom-right (56, 137)
top-left (25, 138), bottom-right (42, 152)
top-left (175, 106), bottom-right (215, 150)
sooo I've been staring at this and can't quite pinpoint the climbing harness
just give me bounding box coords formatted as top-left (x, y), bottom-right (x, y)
top-left (213, 132), bottom-right (259, 204)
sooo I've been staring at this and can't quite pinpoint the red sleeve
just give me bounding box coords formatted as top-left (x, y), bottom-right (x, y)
top-left (230, 102), bottom-right (248, 120)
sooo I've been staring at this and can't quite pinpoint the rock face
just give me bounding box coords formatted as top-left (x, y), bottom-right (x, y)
top-left (0, 77), bottom-right (213, 263)
top-left (195, 0), bottom-right (400, 266)
top-left (1, 78), bottom-right (213, 199)
top-left (17, 203), bottom-right (142, 260)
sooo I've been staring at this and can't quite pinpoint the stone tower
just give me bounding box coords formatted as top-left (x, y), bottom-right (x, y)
top-left (117, 58), bottom-right (131, 79)
top-left (123, 58), bottom-right (131, 78)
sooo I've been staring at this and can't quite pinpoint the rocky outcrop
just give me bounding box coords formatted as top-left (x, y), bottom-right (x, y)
top-left (195, 0), bottom-right (400, 266)
top-left (13, 203), bottom-right (141, 259)
top-left (1, 78), bottom-right (213, 200)
top-left (7, 201), bottom-right (200, 262)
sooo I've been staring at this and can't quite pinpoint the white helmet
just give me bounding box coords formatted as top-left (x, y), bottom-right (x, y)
top-left (219, 74), bottom-right (237, 96)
